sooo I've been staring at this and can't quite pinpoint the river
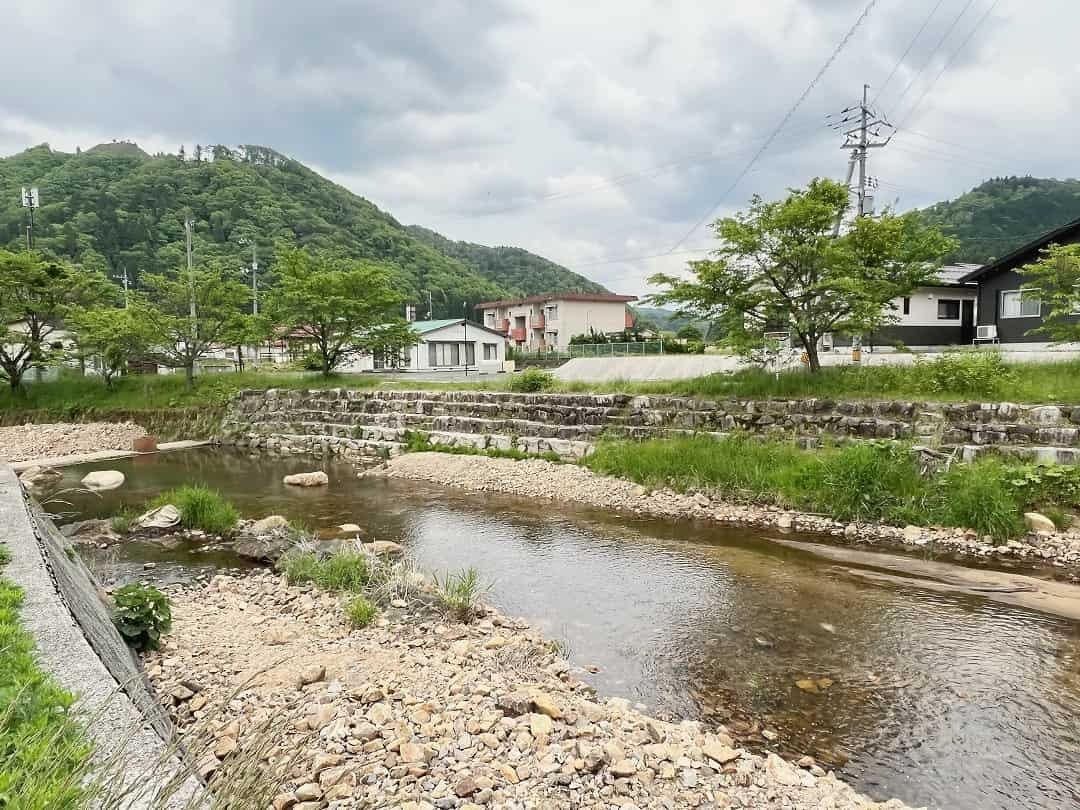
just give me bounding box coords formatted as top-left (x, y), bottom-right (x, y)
top-left (54, 448), bottom-right (1080, 810)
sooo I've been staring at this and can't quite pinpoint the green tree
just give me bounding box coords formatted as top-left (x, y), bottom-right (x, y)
top-left (267, 247), bottom-right (417, 377)
top-left (650, 179), bottom-right (954, 372)
top-left (0, 250), bottom-right (113, 390)
top-left (1019, 243), bottom-right (1080, 342)
top-left (140, 264), bottom-right (251, 388)
top-left (675, 324), bottom-right (704, 341)
top-left (67, 305), bottom-right (156, 387)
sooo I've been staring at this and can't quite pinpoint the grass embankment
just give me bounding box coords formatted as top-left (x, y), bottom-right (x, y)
top-left (583, 435), bottom-right (1080, 541)
top-left (0, 545), bottom-right (93, 808)
top-left (6, 352), bottom-right (1080, 418)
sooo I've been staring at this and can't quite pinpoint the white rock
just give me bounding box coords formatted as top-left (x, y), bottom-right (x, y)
top-left (283, 471), bottom-right (329, 487)
top-left (339, 523), bottom-right (362, 533)
top-left (134, 504), bottom-right (182, 530)
top-left (1024, 512), bottom-right (1056, 533)
top-left (251, 515), bottom-right (289, 533)
top-left (81, 470), bottom-right (125, 491)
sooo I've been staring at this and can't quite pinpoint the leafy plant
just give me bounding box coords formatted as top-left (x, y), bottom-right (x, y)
top-left (148, 485), bottom-right (239, 534)
top-left (432, 567), bottom-right (489, 623)
top-left (112, 583), bottom-right (172, 652)
top-left (345, 595), bottom-right (377, 628)
top-left (917, 350), bottom-right (1016, 398)
top-left (507, 368), bottom-right (554, 392)
top-left (110, 509), bottom-right (136, 534)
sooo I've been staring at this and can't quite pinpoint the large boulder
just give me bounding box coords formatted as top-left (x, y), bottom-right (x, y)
top-left (1024, 512), bottom-right (1056, 533)
top-left (235, 532), bottom-right (295, 563)
top-left (134, 504), bottom-right (182, 530)
top-left (60, 518), bottom-right (121, 546)
top-left (250, 515), bottom-right (290, 534)
top-left (18, 465), bottom-right (63, 490)
top-left (283, 471), bottom-right (328, 488)
top-left (81, 470), bottom-right (125, 491)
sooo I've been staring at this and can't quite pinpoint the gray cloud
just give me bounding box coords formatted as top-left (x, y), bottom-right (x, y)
top-left (1, 0), bottom-right (1075, 296)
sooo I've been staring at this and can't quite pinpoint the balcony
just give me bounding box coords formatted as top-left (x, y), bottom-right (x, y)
top-left (531, 313), bottom-right (545, 329)
top-left (510, 328), bottom-right (526, 341)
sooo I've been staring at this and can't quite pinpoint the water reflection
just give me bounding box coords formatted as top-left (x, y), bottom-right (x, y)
top-left (57, 449), bottom-right (1080, 810)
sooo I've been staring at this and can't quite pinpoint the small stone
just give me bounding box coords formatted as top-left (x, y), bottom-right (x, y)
top-left (298, 664), bottom-right (326, 686)
top-left (454, 776), bottom-right (478, 797)
top-left (339, 523), bottom-right (362, 533)
top-left (795, 678), bottom-right (820, 693)
top-left (213, 735), bottom-right (238, 757)
top-left (169, 684), bottom-right (195, 702)
top-left (702, 740), bottom-right (741, 765)
top-left (294, 783), bottom-right (323, 802)
top-left (610, 759), bottom-right (638, 777)
top-left (399, 742), bottom-right (427, 763)
top-left (529, 713), bottom-right (553, 737)
top-left (283, 471), bottom-right (329, 487)
top-left (530, 691), bottom-right (563, 719)
top-left (496, 691), bottom-right (532, 716)
top-left (251, 515), bottom-right (290, 533)
top-left (271, 794), bottom-right (297, 810)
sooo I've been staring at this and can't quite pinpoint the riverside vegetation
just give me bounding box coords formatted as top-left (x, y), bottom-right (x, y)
top-left (584, 435), bottom-right (1073, 541)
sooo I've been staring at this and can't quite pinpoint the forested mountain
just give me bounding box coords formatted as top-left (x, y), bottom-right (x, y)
top-left (406, 225), bottom-right (608, 298)
top-left (0, 143), bottom-right (556, 317)
top-left (918, 177), bottom-right (1080, 264)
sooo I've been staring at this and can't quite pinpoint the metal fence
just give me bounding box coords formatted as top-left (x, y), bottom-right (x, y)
top-left (568, 340), bottom-right (665, 357)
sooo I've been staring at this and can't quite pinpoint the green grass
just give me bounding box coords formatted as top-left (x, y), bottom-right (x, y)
top-left (147, 485), bottom-right (239, 534)
top-left (109, 509), bottom-right (136, 534)
top-left (0, 546), bottom-right (94, 808)
top-left (345, 595), bottom-right (378, 628)
top-left (584, 435), bottom-right (1057, 541)
top-left (432, 567), bottom-right (488, 623)
top-left (278, 551), bottom-right (370, 592)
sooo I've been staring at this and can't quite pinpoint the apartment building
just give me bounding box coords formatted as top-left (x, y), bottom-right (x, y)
top-left (475, 293), bottom-right (638, 352)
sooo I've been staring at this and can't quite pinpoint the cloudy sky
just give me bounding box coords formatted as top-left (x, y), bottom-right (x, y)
top-left (2, 0), bottom-right (1077, 295)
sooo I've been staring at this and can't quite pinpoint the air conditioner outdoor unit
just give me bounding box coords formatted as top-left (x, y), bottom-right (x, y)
top-left (976, 325), bottom-right (997, 340)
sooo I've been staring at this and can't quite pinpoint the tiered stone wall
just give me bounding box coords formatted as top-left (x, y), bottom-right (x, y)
top-left (220, 389), bottom-right (1080, 464)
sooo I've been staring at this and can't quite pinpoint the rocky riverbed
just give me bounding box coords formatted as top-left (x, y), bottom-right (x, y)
top-left (377, 453), bottom-right (1080, 574)
top-left (0, 421), bottom-right (146, 462)
top-left (147, 571), bottom-right (913, 809)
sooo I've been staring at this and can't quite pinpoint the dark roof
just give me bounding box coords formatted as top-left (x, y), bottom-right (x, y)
top-left (959, 215), bottom-right (1080, 283)
top-left (932, 263), bottom-right (982, 286)
top-left (475, 292), bottom-right (637, 309)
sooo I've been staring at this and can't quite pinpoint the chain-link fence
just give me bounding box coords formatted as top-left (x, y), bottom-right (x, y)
top-left (568, 341), bottom-right (665, 357)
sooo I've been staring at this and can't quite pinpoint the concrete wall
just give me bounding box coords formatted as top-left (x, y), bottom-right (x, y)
top-left (0, 465), bottom-right (201, 809)
top-left (220, 388), bottom-right (1080, 465)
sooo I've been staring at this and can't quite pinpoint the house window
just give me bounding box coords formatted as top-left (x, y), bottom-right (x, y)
top-left (902, 297), bottom-right (910, 315)
top-left (427, 342), bottom-right (471, 367)
top-left (545, 304), bottom-right (558, 321)
top-left (483, 343), bottom-right (498, 360)
top-left (937, 299), bottom-right (961, 320)
top-left (1001, 290), bottom-right (1041, 318)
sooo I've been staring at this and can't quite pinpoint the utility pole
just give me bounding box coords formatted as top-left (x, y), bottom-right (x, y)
top-left (116, 266), bottom-right (130, 308)
top-left (21, 187), bottom-right (39, 250)
top-left (830, 84), bottom-right (893, 222)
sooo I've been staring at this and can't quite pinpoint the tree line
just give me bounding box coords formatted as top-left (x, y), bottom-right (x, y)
top-left (0, 245), bottom-right (415, 391)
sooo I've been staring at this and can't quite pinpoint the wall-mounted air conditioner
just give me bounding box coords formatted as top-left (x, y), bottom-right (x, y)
top-left (976, 325), bottom-right (997, 340)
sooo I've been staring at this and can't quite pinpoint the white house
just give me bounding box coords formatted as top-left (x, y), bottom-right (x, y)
top-left (475, 293), bottom-right (638, 352)
top-left (336, 318), bottom-right (507, 374)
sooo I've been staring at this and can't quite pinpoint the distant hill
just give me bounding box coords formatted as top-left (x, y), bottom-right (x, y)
top-left (632, 306), bottom-right (711, 336)
top-left (919, 176), bottom-right (1080, 264)
top-left (0, 142), bottom-right (611, 316)
top-left (406, 225), bottom-right (608, 298)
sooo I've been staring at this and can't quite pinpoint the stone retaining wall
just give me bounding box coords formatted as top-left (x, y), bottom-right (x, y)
top-left (220, 388), bottom-right (1080, 464)
top-left (0, 465), bottom-right (201, 808)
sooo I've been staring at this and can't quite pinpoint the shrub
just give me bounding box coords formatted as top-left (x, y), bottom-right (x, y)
top-left (278, 551), bottom-right (369, 592)
top-left (797, 441), bottom-right (928, 524)
top-left (345, 595), bottom-right (377, 628)
top-left (433, 567), bottom-right (488, 623)
top-left (112, 583), bottom-right (172, 652)
top-left (929, 459), bottom-right (1026, 541)
top-left (917, 350), bottom-right (1016, 398)
top-left (110, 509), bottom-right (136, 534)
top-left (507, 368), bottom-right (554, 392)
top-left (149, 485), bottom-right (239, 534)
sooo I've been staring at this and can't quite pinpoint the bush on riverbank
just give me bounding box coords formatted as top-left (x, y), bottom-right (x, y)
top-left (583, 435), bottom-right (1051, 541)
top-left (149, 485), bottom-right (239, 534)
top-left (112, 583), bottom-right (173, 652)
top-left (0, 546), bottom-right (93, 808)
top-left (278, 550), bottom-right (370, 592)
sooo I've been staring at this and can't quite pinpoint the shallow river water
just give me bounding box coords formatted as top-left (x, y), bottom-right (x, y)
top-left (56, 449), bottom-right (1080, 810)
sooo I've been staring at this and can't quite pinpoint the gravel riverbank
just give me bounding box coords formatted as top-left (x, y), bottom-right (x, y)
top-left (148, 571), bottom-right (913, 809)
top-left (0, 421), bottom-right (146, 462)
top-left (378, 453), bottom-right (1080, 573)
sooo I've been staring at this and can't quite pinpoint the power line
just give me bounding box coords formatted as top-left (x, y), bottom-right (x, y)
top-left (667, 0), bottom-right (883, 253)
top-left (898, 0), bottom-right (1001, 126)
top-left (890, 0), bottom-right (978, 114)
top-left (872, 0), bottom-right (948, 105)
